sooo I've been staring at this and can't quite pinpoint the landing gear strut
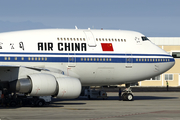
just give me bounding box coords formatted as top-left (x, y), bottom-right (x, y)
top-left (122, 84), bottom-right (134, 101)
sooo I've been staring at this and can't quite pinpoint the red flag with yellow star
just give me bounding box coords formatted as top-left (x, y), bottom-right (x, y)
top-left (101, 43), bottom-right (114, 51)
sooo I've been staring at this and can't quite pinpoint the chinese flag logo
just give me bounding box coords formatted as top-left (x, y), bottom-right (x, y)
top-left (101, 43), bottom-right (114, 51)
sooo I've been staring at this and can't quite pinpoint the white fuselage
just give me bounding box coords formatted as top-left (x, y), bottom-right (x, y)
top-left (0, 29), bottom-right (175, 86)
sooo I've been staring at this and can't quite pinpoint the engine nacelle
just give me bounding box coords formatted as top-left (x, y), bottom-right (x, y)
top-left (28, 73), bottom-right (58, 96)
top-left (16, 73), bottom-right (58, 96)
top-left (15, 73), bottom-right (81, 99)
top-left (56, 77), bottom-right (81, 99)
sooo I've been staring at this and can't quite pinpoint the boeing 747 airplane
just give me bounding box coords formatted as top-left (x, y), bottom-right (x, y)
top-left (0, 28), bottom-right (175, 106)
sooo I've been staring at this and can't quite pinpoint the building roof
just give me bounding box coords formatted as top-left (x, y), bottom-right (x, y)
top-left (149, 37), bottom-right (180, 45)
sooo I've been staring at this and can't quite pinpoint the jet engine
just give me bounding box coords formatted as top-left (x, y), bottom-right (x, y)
top-left (15, 73), bottom-right (81, 99)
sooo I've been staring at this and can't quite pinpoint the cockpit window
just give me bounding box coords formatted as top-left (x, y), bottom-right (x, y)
top-left (142, 36), bottom-right (149, 41)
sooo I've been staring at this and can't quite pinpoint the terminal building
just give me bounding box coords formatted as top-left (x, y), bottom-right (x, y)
top-left (139, 37), bottom-right (180, 87)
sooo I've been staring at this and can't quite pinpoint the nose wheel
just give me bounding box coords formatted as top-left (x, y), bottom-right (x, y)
top-left (121, 84), bottom-right (134, 101)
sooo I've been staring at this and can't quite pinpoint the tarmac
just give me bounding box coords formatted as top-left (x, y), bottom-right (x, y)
top-left (0, 92), bottom-right (180, 120)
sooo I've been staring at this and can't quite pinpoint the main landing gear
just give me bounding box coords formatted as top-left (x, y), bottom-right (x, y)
top-left (121, 84), bottom-right (134, 101)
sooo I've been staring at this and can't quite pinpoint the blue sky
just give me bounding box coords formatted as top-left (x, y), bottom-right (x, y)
top-left (0, 0), bottom-right (180, 37)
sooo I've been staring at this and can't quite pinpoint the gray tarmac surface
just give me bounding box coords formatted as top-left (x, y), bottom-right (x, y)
top-left (0, 92), bottom-right (180, 120)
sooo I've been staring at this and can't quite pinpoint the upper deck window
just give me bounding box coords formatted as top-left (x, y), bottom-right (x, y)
top-left (142, 36), bottom-right (149, 41)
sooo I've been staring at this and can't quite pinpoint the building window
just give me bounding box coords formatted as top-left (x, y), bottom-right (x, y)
top-left (146, 75), bottom-right (161, 80)
top-left (172, 52), bottom-right (180, 58)
top-left (152, 75), bottom-right (160, 80)
top-left (165, 74), bottom-right (173, 80)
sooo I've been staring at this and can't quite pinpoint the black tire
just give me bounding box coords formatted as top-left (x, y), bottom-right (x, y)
top-left (35, 99), bottom-right (45, 107)
top-left (9, 100), bottom-right (17, 107)
top-left (126, 93), bottom-right (134, 101)
top-left (88, 95), bottom-right (91, 100)
top-left (122, 93), bottom-right (127, 101)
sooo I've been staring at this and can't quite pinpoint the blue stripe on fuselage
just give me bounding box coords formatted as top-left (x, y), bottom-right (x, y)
top-left (0, 52), bottom-right (172, 57)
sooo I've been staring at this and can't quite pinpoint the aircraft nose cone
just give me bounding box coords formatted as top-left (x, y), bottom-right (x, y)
top-left (170, 56), bottom-right (175, 68)
top-left (164, 55), bottom-right (175, 72)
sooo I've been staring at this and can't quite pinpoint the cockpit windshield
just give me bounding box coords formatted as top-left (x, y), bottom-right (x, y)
top-left (142, 36), bottom-right (149, 41)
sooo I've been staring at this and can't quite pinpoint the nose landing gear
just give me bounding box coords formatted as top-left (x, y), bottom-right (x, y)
top-left (122, 84), bottom-right (134, 101)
